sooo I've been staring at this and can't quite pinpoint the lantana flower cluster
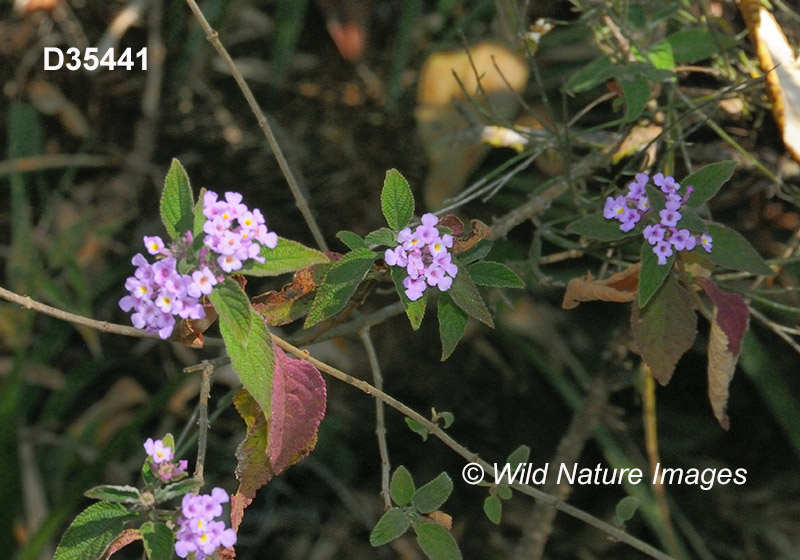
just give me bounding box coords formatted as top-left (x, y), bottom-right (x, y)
top-left (604, 172), bottom-right (713, 265)
top-left (201, 191), bottom-right (278, 273)
top-left (119, 191), bottom-right (277, 338)
top-left (175, 488), bottom-right (237, 559)
top-left (143, 437), bottom-right (188, 482)
top-left (384, 213), bottom-right (458, 301)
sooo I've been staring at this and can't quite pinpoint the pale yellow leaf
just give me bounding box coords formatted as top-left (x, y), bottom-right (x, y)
top-left (741, 0), bottom-right (800, 162)
top-left (707, 307), bottom-right (738, 430)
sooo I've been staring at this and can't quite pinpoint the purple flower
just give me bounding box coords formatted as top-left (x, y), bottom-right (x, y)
top-left (119, 251), bottom-right (205, 339)
top-left (653, 241), bottom-right (674, 265)
top-left (384, 213), bottom-right (458, 300)
top-left (602, 171), bottom-right (713, 266)
top-left (659, 209), bottom-right (681, 228)
top-left (144, 236), bottom-right (167, 256)
top-left (175, 489), bottom-right (236, 560)
top-left (403, 276), bottom-right (427, 301)
top-left (643, 224), bottom-right (665, 245)
top-left (653, 173), bottom-right (679, 193)
top-left (619, 208), bottom-right (641, 232)
top-left (699, 233), bottom-right (713, 252)
top-left (603, 195), bottom-right (627, 219)
top-left (144, 438), bottom-right (173, 464)
top-left (670, 229), bottom-right (696, 251)
top-left (189, 267), bottom-right (217, 297)
top-left (200, 190), bottom-right (278, 273)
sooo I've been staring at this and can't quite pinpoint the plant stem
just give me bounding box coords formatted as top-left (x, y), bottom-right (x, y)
top-left (182, 0), bottom-right (328, 251)
top-left (359, 328), bottom-right (392, 509)
top-left (0, 284), bottom-right (678, 560)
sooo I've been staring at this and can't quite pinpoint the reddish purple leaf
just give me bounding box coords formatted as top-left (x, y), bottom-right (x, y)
top-left (231, 346), bottom-right (327, 531)
top-left (698, 278), bottom-right (749, 355)
top-left (269, 346), bottom-right (327, 475)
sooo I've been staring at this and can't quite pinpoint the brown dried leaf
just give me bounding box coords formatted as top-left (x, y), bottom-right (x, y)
top-left (741, 0), bottom-right (800, 162)
top-left (562, 263), bottom-right (640, 309)
top-left (102, 528), bottom-right (141, 559)
top-left (416, 42), bottom-right (529, 207)
top-left (252, 267), bottom-right (319, 326)
top-left (453, 219), bottom-right (493, 253)
top-left (707, 308), bottom-right (738, 430)
top-left (426, 510), bottom-right (453, 531)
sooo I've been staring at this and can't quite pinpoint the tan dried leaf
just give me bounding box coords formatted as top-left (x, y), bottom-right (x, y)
top-left (453, 219), bottom-right (493, 253)
top-left (416, 42), bottom-right (529, 208)
top-left (426, 510), bottom-right (453, 531)
top-left (562, 262), bottom-right (640, 309)
top-left (741, 0), bottom-right (800, 162)
top-left (707, 308), bottom-right (738, 430)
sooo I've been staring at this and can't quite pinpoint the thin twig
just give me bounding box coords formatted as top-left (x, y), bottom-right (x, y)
top-left (359, 328), bottom-right (392, 509)
top-left (0, 285), bottom-right (678, 560)
top-left (269, 336), bottom-right (679, 560)
top-left (0, 285), bottom-right (224, 346)
top-left (193, 361), bottom-right (213, 483)
top-left (0, 154), bottom-right (118, 177)
top-left (641, 364), bottom-right (681, 557)
top-left (749, 306), bottom-right (800, 356)
top-left (512, 373), bottom-right (610, 560)
top-left (491, 149), bottom-right (607, 238)
top-left (182, 0), bottom-right (328, 251)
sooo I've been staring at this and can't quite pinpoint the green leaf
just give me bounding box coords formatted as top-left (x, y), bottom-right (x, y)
top-left (644, 183), bottom-right (664, 213)
top-left (506, 445), bottom-right (530, 469)
top-left (683, 161), bottom-right (737, 208)
top-left (565, 55), bottom-right (620, 93)
top-left (614, 496), bottom-right (640, 522)
top-left (391, 466), bottom-right (416, 507)
top-left (469, 261), bottom-right (525, 288)
top-left (240, 237), bottom-right (330, 277)
top-left (140, 522), bottom-right (174, 560)
top-left (153, 478), bottom-right (203, 503)
top-left (631, 275), bottom-right (698, 385)
top-left (370, 508), bottom-right (410, 547)
top-left (456, 240), bottom-right (493, 264)
top-left (413, 521), bottom-right (462, 560)
top-left (84, 485), bottom-right (140, 504)
top-left (304, 248), bottom-right (378, 327)
top-left (566, 213), bottom-right (635, 242)
top-left (405, 417), bottom-right (429, 440)
top-left (160, 159), bottom-right (195, 240)
top-left (677, 206), bottom-right (706, 233)
top-left (412, 472), bottom-right (453, 514)
top-left (336, 230), bottom-right (367, 250)
top-left (381, 169), bottom-right (415, 230)
top-left (435, 411), bottom-right (455, 428)
top-left (437, 293), bottom-right (469, 360)
top-left (448, 272), bottom-right (493, 327)
top-left (210, 279), bottom-right (275, 417)
top-left (619, 75), bottom-right (650, 122)
top-left (192, 187), bottom-right (207, 238)
top-left (638, 241), bottom-right (674, 308)
top-left (365, 227), bottom-right (397, 246)
top-left (644, 39), bottom-right (675, 71)
top-left (666, 28), bottom-right (736, 63)
top-left (496, 485), bottom-right (513, 500)
top-left (484, 496), bottom-right (502, 525)
top-left (703, 223), bottom-right (773, 276)
top-left (209, 278), bottom-right (252, 341)
top-left (391, 266), bottom-right (427, 330)
top-left (53, 502), bottom-right (133, 560)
